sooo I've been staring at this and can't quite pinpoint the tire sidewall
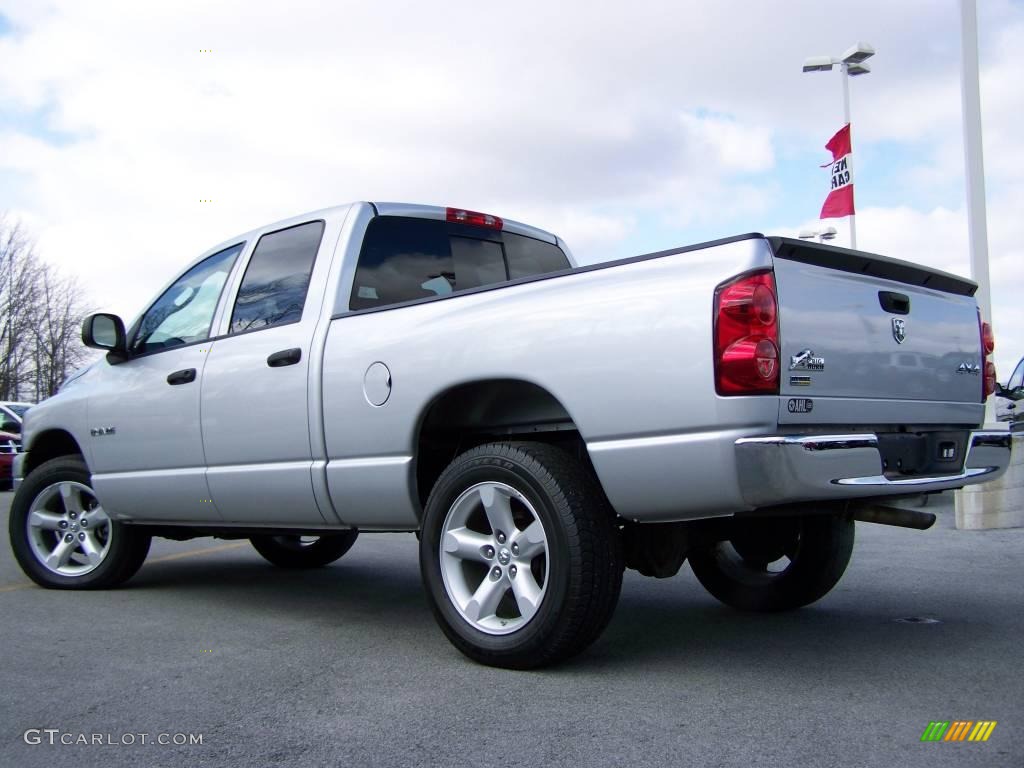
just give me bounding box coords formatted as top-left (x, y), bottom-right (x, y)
top-left (250, 531), bottom-right (358, 568)
top-left (420, 451), bottom-right (575, 658)
top-left (691, 514), bottom-right (854, 611)
top-left (9, 456), bottom-right (144, 589)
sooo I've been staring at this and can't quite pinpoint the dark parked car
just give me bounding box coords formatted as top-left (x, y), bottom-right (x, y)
top-left (996, 356), bottom-right (1024, 432)
top-left (0, 431), bottom-right (21, 490)
top-left (0, 402), bottom-right (32, 434)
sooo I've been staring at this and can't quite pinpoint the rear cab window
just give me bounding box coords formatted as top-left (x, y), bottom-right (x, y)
top-left (350, 216), bottom-right (569, 310)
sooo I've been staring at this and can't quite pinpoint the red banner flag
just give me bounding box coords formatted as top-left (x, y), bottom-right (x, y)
top-left (820, 123), bottom-right (855, 219)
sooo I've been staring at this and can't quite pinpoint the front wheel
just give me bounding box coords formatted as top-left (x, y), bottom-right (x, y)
top-left (250, 532), bottom-right (358, 569)
top-left (9, 456), bottom-right (151, 589)
top-left (688, 514), bottom-right (854, 612)
top-left (419, 441), bottom-right (623, 669)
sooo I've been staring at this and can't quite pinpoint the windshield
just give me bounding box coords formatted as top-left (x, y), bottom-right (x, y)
top-left (6, 405), bottom-right (28, 418)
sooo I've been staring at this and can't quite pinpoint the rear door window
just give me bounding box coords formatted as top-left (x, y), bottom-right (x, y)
top-left (350, 217), bottom-right (569, 310)
top-left (229, 221), bottom-right (324, 334)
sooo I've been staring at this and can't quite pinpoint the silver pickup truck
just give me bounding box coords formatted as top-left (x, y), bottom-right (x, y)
top-left (8, 202), bottom-right (1012, 668)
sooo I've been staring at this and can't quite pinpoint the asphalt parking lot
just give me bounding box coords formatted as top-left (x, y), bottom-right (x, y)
top-left (1, 490), bottom-right (1021, 768)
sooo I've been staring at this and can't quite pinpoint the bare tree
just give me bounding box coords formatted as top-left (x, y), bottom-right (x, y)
top-left (30, 265), bottom-right (91, 399)
top-left (0, 214), bottom-right (91, 402)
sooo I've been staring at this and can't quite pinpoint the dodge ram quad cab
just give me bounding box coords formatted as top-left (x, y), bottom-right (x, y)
top-left (8, 202), bottom-right (1012, 669)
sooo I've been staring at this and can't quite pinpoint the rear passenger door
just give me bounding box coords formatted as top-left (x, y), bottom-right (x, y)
top-left (200, 221), bottom-right (332, 524)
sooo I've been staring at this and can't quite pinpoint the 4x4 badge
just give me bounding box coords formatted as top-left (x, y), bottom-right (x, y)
top-left (789, 349), bottom-right (825, 371)
top-left (892, 318), bottom-right (907, 344)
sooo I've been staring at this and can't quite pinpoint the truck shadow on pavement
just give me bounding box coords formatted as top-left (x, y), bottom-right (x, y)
top-left (123, 546), bottom-right (998, 678)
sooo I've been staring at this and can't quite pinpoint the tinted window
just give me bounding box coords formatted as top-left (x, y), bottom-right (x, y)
top-left (350, 217), bottom-right (569, 310)
top-left (230, 221), bottom-right (324, 334)
top-left (1008, 359), bottom-right (1024, 391)
top-left (451, 237), bottom-right (507, 289)
top-left (131, 243), bottom-right (243, 354)
top-left (505, 232), bottom-right (570, 279)
top-left (7, 404), bottom-right (28, 418)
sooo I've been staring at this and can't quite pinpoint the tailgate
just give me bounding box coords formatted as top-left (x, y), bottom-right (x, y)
top-left (769, 238), bottom-right (983, 424)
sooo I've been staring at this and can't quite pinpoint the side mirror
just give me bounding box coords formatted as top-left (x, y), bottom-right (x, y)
top-left (82, 313), bottom-right (129, 363)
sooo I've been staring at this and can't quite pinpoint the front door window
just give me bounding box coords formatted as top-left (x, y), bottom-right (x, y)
top-left (131, 244), bottom-right (243, 354)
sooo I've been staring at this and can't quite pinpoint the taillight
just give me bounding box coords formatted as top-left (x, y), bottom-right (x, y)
top-left (980, 318), bottom-right (996, 400)
top-left (714, 270), bottom-right (780, 395)
top-left (446, 207), bottom-right (503, 230)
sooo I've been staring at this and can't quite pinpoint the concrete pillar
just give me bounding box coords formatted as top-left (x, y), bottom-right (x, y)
top-left (956, 434), bottom-right (1024, 529)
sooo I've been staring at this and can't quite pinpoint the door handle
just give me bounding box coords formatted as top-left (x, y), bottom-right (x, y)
top-left (267, 348), bottom-right (302, 367)
top-left (167, 368), bottom-right (197, 385)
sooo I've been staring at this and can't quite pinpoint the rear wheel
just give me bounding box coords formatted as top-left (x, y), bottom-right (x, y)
top-left (420, 441), bottom-right (623, 669)
top-left (250, 532), bottom-right (358, 569)
top-left (9, 455), bottom-right (151, 589)
top-left (688, 514), bottom-right (854, 612)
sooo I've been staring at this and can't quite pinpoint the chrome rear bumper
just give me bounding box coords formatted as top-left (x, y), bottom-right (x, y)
top-left (735, 430), bottom-right (1012, 509)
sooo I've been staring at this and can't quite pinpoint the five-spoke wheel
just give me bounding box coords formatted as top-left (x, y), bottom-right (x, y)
top-left (9, 456), bottom-right (151, 589)
top-left (26, 481), bottom-right (112, 576)
top-left (439, 481), bottom-right (549, 634)
top-left (420, 441), bottom-right (623, 669)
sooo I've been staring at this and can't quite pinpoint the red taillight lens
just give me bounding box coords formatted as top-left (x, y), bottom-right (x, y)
top-left (981, 321), bottom-right (995, 355)
top-left (446, 207), bottom-right (503, 230)
top-left (714, 271), bottom-right (780, 395)
top-left (984, 361), bottom-right (997, 399)
top-left (979, 317), bottom-right (996, 400)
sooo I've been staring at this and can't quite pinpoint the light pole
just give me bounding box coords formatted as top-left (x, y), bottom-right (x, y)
top-left (802, 42), bottom-right (875, 249)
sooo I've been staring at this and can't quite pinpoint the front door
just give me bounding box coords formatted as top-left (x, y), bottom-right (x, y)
top-left (88, 243), bottom-right (244, 522)
top-left (200, 220), bottom-right (331, 525)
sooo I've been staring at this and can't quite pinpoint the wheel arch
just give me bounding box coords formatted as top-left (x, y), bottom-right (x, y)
top-left (412, 378), bottom-right (592, 512)
top-left (24, 429), bottom-right (86, 475)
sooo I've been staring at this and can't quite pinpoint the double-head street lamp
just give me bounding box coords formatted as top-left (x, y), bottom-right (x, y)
top-left (798, 226), bottom-right (838, 243)
top-left (802, 43), bottom-right (875, 248)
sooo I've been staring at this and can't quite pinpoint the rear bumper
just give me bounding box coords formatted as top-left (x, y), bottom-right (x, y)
top-left (735, 430), bottom-right (1012, 508)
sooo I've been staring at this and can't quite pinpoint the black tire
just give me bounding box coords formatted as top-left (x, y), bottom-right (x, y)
top-left (419, 441), bottom-right (623, 669)
top-left (250, 531), bottom-right (358, 569)
top-left (9, 455), bottom-right (151, 589)
top-left (688, 514), bottom-right (855, 612)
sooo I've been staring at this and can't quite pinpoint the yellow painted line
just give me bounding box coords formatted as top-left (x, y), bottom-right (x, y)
top-left (146, 541), bottom-right (247, 564)
top-left (0, 582), bottom-right (33, 593)
top-left (0, 541), bottom-right (248, 592)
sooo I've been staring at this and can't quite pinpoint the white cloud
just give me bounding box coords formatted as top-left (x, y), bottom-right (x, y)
top-left (0, 0), bottom-right (1020, 379)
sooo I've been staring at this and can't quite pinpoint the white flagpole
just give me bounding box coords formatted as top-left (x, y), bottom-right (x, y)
top-left (959, 0), bottom-right (995, 425)
top-left (956, 0), bottom-right (999, 531)
top-left (841, 62), bottom-right (856, 249)
top-left (959, 0), bottom-right (992, 333)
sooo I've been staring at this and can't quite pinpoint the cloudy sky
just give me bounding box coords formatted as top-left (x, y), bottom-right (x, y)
top-left (0, 0), bottom-right (1021, 375)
